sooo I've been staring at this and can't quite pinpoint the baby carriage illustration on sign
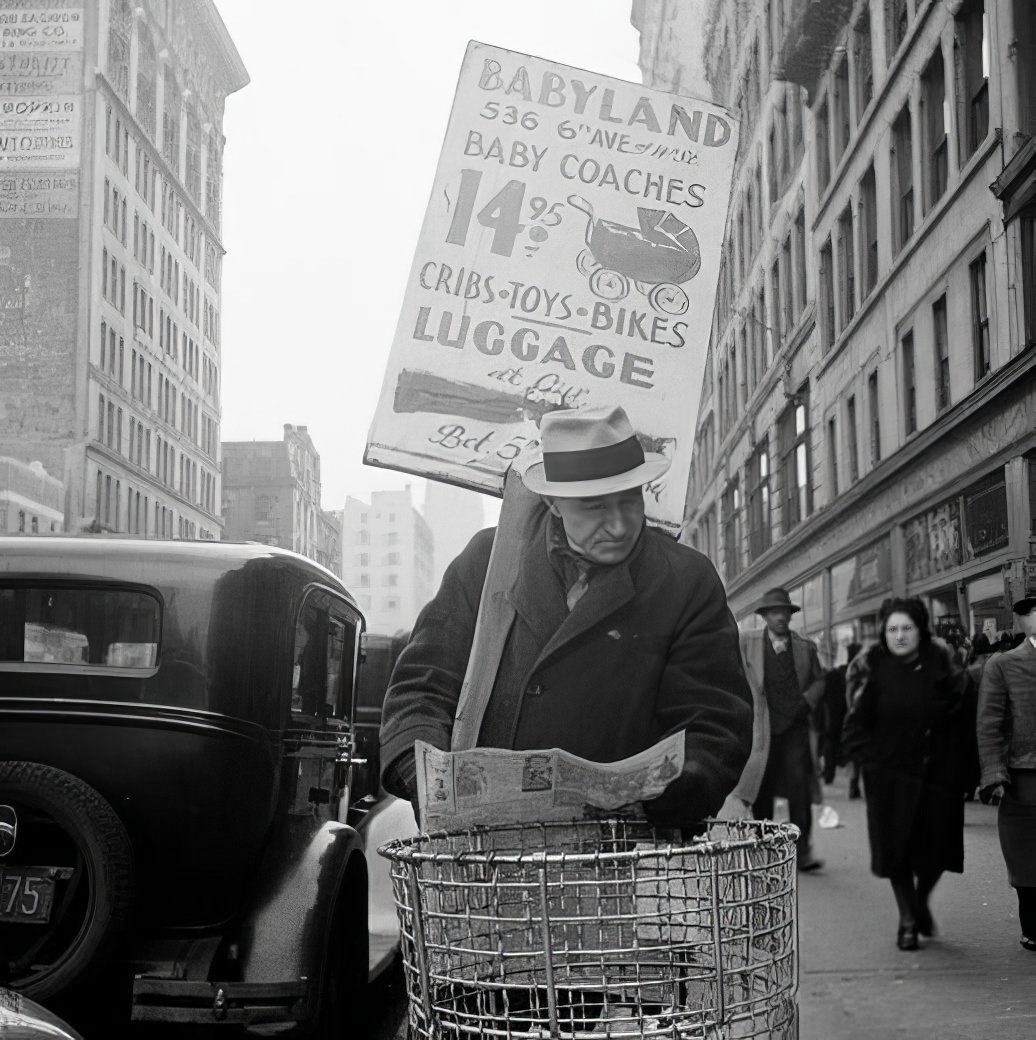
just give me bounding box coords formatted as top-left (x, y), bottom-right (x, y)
top-left (568, 195), bottom-right (701, 315)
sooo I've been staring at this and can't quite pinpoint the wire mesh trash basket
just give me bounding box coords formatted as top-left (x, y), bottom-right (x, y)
top-left (380, 818), bottom-right (799, 1038)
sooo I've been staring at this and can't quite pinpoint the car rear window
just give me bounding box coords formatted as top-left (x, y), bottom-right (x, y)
top-left (0, 585), bottom-right (160, 670)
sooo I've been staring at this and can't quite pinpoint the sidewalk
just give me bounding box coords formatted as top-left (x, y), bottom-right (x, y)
top-left (798, 774), bottom-right (1036, 1039)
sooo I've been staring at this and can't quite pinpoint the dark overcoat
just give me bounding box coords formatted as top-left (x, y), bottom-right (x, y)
top-left (842, 643), bottom-right (966, 877)
top-left (379, 512), bottom-right (753, 828)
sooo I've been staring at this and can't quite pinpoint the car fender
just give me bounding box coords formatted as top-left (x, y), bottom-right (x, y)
top-left (235, 817), bottom-right (366, 987)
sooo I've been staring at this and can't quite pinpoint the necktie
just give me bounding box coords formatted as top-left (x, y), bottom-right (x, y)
top-left (566, 559), bottom-right (591, 611)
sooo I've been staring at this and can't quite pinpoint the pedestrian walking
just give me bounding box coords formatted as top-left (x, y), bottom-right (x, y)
top-left (736, 588), bottom-right (826, 871)
top-left (976, 594), bottom-right (1036, 953)
top-left (817, 657), bottom-right (850, 784)
top-left (841, 597), bottom-right (967, 951)
top-left (379, 404), bottom-right (754, 833)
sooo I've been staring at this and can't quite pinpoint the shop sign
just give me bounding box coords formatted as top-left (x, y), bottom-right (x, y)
top-left (905, 497), bottom-right (962, 583)
top-left (366, 41), bottom-right (739, 533)
top-left (964, 476), bottom-right (1009, 557)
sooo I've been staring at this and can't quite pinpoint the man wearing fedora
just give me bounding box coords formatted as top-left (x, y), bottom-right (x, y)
top-left (977, 594), bottom-right (1036, 952)
top-left (379, 405), bottom-right (753, 831)
top-left (736, 587), bottom-right (826, 870)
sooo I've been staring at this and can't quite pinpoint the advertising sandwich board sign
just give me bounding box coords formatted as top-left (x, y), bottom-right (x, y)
top-left (366, 41), bottom-right (739, 533)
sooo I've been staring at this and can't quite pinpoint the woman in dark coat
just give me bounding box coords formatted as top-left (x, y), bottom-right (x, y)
top-left (842, 598), bottom-right (967, 951)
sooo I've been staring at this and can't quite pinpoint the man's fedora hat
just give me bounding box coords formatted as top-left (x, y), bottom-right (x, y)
top-left (523, 405), bottom-right (670, 498)
top-left (755, 587), bottom-right (801, 615)
top-left (1013, 595), bottom-right (1036, 615)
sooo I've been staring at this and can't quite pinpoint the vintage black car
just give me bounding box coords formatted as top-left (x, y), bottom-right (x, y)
top-left (0, 537), bottom-right (409, 1034)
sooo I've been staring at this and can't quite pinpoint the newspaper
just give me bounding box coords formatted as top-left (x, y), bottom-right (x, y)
top-left (415, 732), bottom-right (685, 829)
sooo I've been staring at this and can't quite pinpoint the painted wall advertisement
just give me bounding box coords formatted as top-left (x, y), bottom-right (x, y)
top-left (366, 41), bottom-right (739, 532)
top-left (0, 0), bottom-right (82, 475)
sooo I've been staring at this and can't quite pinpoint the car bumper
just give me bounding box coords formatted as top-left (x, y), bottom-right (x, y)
top-left (132, 977), bottom-right (308, 1026)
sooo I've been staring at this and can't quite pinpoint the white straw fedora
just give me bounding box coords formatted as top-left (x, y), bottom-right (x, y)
top-left (523, 405), bottom-right (671, 497)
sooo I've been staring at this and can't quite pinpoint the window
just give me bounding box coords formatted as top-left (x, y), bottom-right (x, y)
top-left (933, 294), bottom-right (950, 411)
top-left (868, 369), bottom-right (881, 464)
top-left (847, 394), bottom-right (860, 484)
top-left (833, 53), bottom-right (850, 163)
top-left (826, 416), bottom-right (839, 497)
top-left (891, 103), bottom-right (913, 254)
top-left (747, 438), bottom-right (771, 560)
top-left (819, 236), bottom-right (835, 351)
top-left (921, 47), bottom-right (948, 215)
top-left (721, 478), bottom-right (742, 581)
top-left (107, 0), bottom-right (131, 101)
top-left (771, 258), bottom-right (782, 354)
top-left (794, 207), bottom-right (807, 316)
top-left (860, 165), bottom-right (878, 298)
top-left (1023, 212), bottom-right (1036, 347)
top-left (816, 99), bottom-right (830, 194)
top-left (136, 23), bottom-right (157, 138)
top-left (955, 0), bottom-right (989, 162)
top-left (779, 387), bottom-right (813, 530)
top-left (0, 586), bottom-right (159, 669)
top-left (970, 251), bottom-right (991, 378)
top-left (781, 234), bottom-right (794, 338)
top-left (854, 8), bottom-right (874, 117)
top-left (837, 204), bottom-right (855, 330)
top-left (162, 66), bottom-right (180, 171)
top-left (385, 552), bottom-right (400, 565)
top-left (902, 330), bottom-right (917, 434)
top-left (290, 590), bottom-right (359, 720)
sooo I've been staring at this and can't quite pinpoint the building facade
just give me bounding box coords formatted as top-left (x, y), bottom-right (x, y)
top-left (221, 425), bottom-right (340, 573)
top-left (635, 0), bottom-right (1036, 661)
top-left (0, 0), bottom-right (247, 539)
top-left (0, 457), bottom-right (64, 534)
top-left (341, 487), bottom-right (434, 636)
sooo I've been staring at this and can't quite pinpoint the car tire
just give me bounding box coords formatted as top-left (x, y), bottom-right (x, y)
top-left (0, 761), bottom-right (135, 1001)
top-left (312, 871), bottom-right (368, 1040)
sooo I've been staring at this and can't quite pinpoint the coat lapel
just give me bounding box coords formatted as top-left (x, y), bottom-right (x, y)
top-left (507, 523), bottom-right (568, 650)
top-left (535, 562), bottom-right (636, 666)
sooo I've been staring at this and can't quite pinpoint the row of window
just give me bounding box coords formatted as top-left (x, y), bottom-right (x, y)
top-left (95, 467), bottom-right (175, 538)
top-left (353, 573), bottom-right (400, 588)
top-left (0, 508), bottom-right (56, 535)
top-left (699, 246), bottom-right (994, 576)
top-left (107, 1), bottom-right (223, 227)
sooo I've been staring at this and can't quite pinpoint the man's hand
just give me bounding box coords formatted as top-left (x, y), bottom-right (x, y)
top-left (717, 793), bottom-right (753, 821)
top-left (979, 783), bottom-right (1006, 806)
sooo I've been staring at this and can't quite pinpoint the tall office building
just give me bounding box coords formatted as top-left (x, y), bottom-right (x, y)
top-left (635, 0), bottom-right (1036, 660)
top-left (0, 0), bottom-right (247, 539)
top-left (341, 487), bottom-right (435, 636)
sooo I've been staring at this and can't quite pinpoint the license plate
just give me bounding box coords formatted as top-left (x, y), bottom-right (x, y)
top-left (0, 867), bottom-right (60, 925)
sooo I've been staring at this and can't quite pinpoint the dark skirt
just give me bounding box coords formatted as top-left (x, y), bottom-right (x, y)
top-left (998, 769), bottom-right (1036, 888)
top-left (862, 766), bottom-right (964, 878)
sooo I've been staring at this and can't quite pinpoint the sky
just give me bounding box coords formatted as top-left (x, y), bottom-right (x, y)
top-left (214, 0), bottom-right (645, 517)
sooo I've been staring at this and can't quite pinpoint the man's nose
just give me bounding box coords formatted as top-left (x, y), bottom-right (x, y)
top-left (603, 507), bottom-right (630, 534)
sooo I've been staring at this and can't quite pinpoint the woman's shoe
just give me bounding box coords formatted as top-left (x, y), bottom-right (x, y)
top-left (916, 904), bottom-right (937, 938)
top-left (896, 924), bottom-right (920, 951)
top-left (1021, 936), bottom-right (1036, 952)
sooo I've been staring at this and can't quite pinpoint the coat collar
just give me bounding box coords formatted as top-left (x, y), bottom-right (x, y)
top-left (507, 510), bottom-right (641, 667)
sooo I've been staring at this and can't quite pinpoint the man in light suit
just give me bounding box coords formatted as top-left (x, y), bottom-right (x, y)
top-left (977, 594), bottom-right (1036, 951)
top-left (733, 587), bottom-right (826, 871)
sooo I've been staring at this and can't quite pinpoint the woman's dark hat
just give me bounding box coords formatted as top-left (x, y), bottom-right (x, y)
top-left (755, 587), bottom-right (801, 615)
top-left (1013, 596), bottom-right (1036, 615)
top-left (523, 405), bottom-right (670, 498)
